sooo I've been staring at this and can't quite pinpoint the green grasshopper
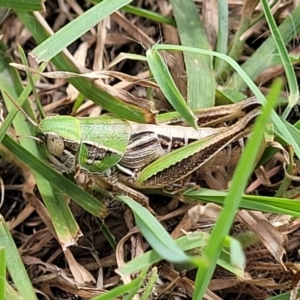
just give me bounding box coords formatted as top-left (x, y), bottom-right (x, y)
top-left (13, 97), bottom-right (261, 211)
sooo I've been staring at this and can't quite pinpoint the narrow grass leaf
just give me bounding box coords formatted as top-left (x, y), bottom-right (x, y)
top-left (5, 281), bottom-right (23, 300)
top-left (123, 5), bottom-right (176, 26)
top-left (146, 49), bottom-right (197, 128)
top-left (226, 4), bottom-right (300, 91)
top-left (183, 188), bottom-right (300, 216)
top-left (90, 275), bottom-right (144, 300)
top-left (260, 0), bottom-right (298, 119)
top-left (170, 0), bottom-right (215, 108)
top-left (31, 0), bottom-right (131, 62)
top-left (215, 0), bottom-right (229, 71)
top-left (0, 216), bottom-right (37, 300)
top-left (284, 118), bottom-right (300, 145)
top-left (118, 232), bottom-right (243, 277)
top-left (117, 195), bottom-right (190, 263)
top-left (140, 268), bottom-right (157, 300)
top-left (192, 80), bottom-right (281, 299)
top-left (218, 0), bottom-right (259, 80)
top-left (118, 232), bottom-right (209, 275)
top-left (0, 0), bottom-right (43, 11)
top-left (0, 247), bottom-right (5, 300)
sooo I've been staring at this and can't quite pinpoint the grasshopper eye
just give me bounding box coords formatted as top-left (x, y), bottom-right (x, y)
top-left (45, 133), bottom-right (65, 157)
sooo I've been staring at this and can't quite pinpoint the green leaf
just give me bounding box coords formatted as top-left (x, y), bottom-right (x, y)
top-left (260, 0), bottom-right (298, 119)
top-left (146, 49), bottom-right (197, 128)
top-left (31, 0), bottom-right (132, 62)
top-left (0, 0), bottom-right (43, 11)
top-left (0, 247), bottom-right (5, 300)
top-left (226, 4), bottom-right (300, 91)
top-left (117, 195), bottom-right (191, 263)
top-left (0, 216), bottom-right (37, 300)
top-left (170, 0), bottom-right (215, 108)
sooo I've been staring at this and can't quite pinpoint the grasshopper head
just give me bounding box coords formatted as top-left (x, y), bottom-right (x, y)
top-left (38, 116), bottom-right (81, 173)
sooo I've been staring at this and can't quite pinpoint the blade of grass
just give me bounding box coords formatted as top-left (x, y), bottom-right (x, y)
top-left (226, 4), bottom-right (300, 91)
top-left (0, 247), bottom-right (5, 300)
top-left (192, 79), bottom-right (281, 299)
top-left (183, 188), bottom-right (300, 216)
top-left (214, 0), bottom-right (228, 71)
top-left (31, 0), bottom-right (131, 62)
top-left (18, 46), bottom-right (45, 119)
top-left (0, 216), bottom-right (37, 300)
top-left (170, 0), bottom-right (215, 108)
top-left (118, 232), bottom-right (243, 277)
top-left (146, 49), bottom-right (197, 128)
top-left (122, 4), bottom-right (176, 26)
top-left (216, 0), bottom-right (259, 80)
top-left (117, 195), bottom-right (191, 263)
top-left (0, 0), bottom-right (43, 11)
top-left (90, 271), bottom-right (145, 300)
top-left (260, 0), bottom-right (298, 119)
top-left (5, 281), bottom-right (23, 300)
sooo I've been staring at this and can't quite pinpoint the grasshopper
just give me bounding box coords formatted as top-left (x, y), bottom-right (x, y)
top-left (12, 97), bottom-right (261, 211)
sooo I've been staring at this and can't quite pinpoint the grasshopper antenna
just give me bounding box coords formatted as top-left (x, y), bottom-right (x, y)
top-left (4, 91), bottom-right (39, 128)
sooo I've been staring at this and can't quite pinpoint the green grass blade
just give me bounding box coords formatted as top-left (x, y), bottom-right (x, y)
top-left (123, 4), bottom-right (176, 26)
top-left (1, 0), bottom-right (43, 11)
top-left (0, 247), bottom-right (5, 300)
top-left (285, 118), bottom-right (300, 141)
top-left (117, 195), bottom-right (191, 263)
top-left (31, 0), bottom-right (131, 62)
top-left (0, 216), bottom-right (37, 300)
top-left (192, 80), bottom-right (281, 299)
top-left (183, 188), bottom-right (300, 216)
top-left (215, 0), bottom-right (228, 71)
top-left (146, 49), bottom-right (197, 128)
top-left (118, 232), bottom-right (243, 277)
top-left (226, 4), bottom-right (300, 91)
top-left (90, 274), bottom-right (144, 300)
top-left (218, 0), bottom-right (259, 80)
top-left (18, 45), bottom-right (45, 119)
top-left (260, 0), bottom-right (298, 119)
top-left (170, 0), bottom-right (215, 108)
